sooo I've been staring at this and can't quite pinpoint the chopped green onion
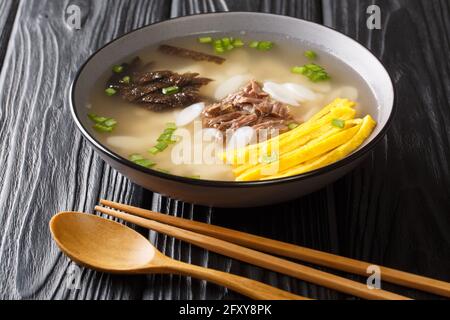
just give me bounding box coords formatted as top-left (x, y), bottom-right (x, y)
top-left (257, 41), bottom-right (273, 51)
top-left (163, 127), bottom-right (176, 135)
top-left (134, 158), bottom-right (156, 168)
top-left (157, 132), bottom-right (172, 142)
top-left (129, 154), bottom-right (155, 168)
top-left (170, 135), bottom-right (181, 143)
top-left (93, 123), bottom-right (113, 132)
top-left (249, 41), bottom-right (259, 48)
top-left (288, 123), bottom-right (299, 130)
top-left (162, 86), bottom-right (180, 95)
top-left (149, 122), bottom-right (178, 154)
top-left (214, 46), bottom-right (225, 54)
top-left (88, 113), bottom-right (108, 124)
top-left (103, 118), bottom-right (117, 127)
top-left (163, 128), bottom-right (176, 136)
top-left (88, 113), bottom-right (117, 133)
top-left (304, 50), bottom-right (317, 60)
top-left (150, 122), bottom-right (180, 152)
top-left (291, 66), bottom-right (305, 74)
top-left (291, 63), bottom-right (330, 82)
top-left (248, 40), bottom-right (274, 51)
top-left (129, 154), bottom-right (145, 162)
top-left (213, 40), bottom-right (224, 50)
top-left (198, 36), bottom-right (213, 43)
top-left (148, 147), bottom-right (160, 155)
top-left (221, 37), bottom-right (231, 46)
top-left (201, 36), bottom-right (245, 53)
top-left (112, 65), bottom-right (124, 73)
top-left (225, 44), bottom-right (234, 51)
top-left (105, 87), bottom-right (117, 96)
top-left (166, 122), bottom-right (177, 130)
top-left (331, 119), bottom-right (345, 129)
top-left (232, 38), bottom-right (245, 47)
top-left (155, 141), bottom-right (168, 151)
top-left (120, 76), bottom-right (131, 84)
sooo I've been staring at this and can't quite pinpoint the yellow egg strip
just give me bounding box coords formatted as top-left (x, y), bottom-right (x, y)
top-left (235, 122), bottom-right (362, 181)
top-left (260, 115), bottom-right (377, 180)
top-left (232, 118), bottom-right (362, 176)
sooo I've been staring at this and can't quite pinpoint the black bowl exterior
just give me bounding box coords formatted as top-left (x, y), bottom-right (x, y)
top-left (91, 142), bottom-right (368, 208)
top-left (70, 12), bottom-right (395, 207)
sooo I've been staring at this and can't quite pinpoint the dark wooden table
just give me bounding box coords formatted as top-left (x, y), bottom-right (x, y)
top-left (0, 0), bottom-right (449, 300)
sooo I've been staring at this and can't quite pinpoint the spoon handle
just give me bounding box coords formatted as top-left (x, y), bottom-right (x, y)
top-left (161, 259), bottom-right (307, 300)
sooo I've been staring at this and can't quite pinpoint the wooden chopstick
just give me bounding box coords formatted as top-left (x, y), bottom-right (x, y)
top-left (95, 203), bottom-right (409, 300)
top-left (100, 199), bottom-right (450, 298)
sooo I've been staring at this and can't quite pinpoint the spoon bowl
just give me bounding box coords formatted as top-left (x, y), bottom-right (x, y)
top-left (49, 211), bottom-right (306, 300)
top-left (50, 212), bottom-right (157, 272)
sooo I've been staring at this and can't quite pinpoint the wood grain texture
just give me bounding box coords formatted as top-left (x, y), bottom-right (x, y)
top-left (323, 0), bottom-right (450, 299)
top-left (0, 0), bottom-right (169, 300)
top-left (50, 212), bottom-right (307, 300)
top-left (99, 200), bottom-right (450, 297)
top-left (0, 0), bottom-right (335, 301)
top-left (170, 0), bottom-right (322, 21)
top-left (0, 0), bottom-right (19, 71)
top-left (0, 0), bottom-right (448, 300)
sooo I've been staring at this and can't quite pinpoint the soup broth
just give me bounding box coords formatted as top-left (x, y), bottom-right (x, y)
top-left (87, 32), bottom-right (377, 181)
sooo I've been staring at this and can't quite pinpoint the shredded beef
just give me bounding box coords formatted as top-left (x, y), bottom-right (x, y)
top-left (202, 80), bottom-right (294, 135)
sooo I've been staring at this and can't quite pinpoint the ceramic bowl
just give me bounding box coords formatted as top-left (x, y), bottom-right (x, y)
top-left (71, 12), bottom-right (395, 207)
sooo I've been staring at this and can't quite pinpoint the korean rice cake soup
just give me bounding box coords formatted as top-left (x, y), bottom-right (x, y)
top-left (87, 32), bottom-right (377, 181)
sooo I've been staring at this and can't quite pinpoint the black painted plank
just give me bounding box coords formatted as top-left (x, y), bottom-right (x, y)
top-left (322, 0), bottom-right (450, 299)
top-left (0, 0), bottom-right (169, 299)
top-left (143, 0), bottom-right (341, 301)
top-left (4, 0), bottom-right (447, 301)
top-left (170, 0), bottom-right (322, 21)
top-left (0, 0), bottom-right (20, 71)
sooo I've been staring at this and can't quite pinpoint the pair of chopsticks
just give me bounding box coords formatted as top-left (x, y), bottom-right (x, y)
top-left (95, 199), bottom-right (450, 300)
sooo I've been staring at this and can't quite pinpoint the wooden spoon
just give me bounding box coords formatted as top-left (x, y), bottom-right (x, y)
top-left (49, 212), bottom-right (306, 300)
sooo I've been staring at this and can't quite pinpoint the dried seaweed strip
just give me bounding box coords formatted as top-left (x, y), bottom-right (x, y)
top-left (105, 55), bottom-right (212, 111)
top-left (107, 57), bottom-right (145, 89)
top-left (159, 44), bottom-right (226, 65)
